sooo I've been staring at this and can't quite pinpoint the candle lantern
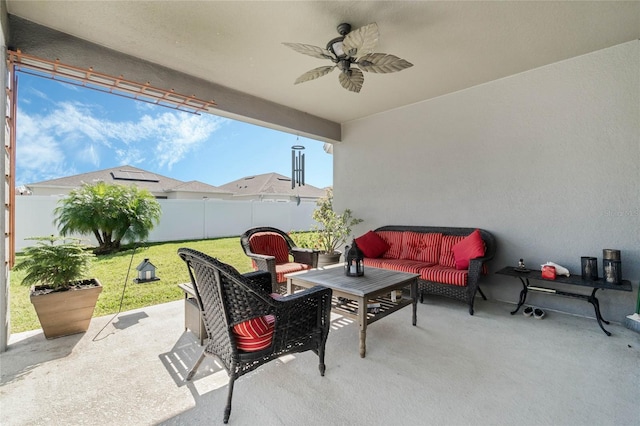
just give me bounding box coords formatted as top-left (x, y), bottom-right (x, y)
top-left (345, 239), bottom-right (364, 277)
top-left (580, 257), bottom-right (598, 280)
top-left (602, 249), bottom-right (622, 284)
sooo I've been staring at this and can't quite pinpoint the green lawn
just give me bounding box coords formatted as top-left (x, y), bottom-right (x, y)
top-left (9, 237), bottom-right (255, 333)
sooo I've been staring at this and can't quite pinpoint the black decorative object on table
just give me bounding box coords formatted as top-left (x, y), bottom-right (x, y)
top-left (514, 258), bottom-right (530, 273)
top-left (344, 239), bottom-right (364, 277)
top-left (602, 249), bottom-right (622, 285)
top-left (581, 256), bottom-right (598, 280)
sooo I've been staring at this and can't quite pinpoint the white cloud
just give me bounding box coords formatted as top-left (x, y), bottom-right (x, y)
top-left (16, 110), bottom-right (73, 184)
top-left (151, 112), bottom-right (227, 169)
top-left (16, 98), bottom-right (229, 185)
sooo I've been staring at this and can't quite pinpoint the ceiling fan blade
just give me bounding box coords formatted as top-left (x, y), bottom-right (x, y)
top-left (294, 65), bottom-right (336, 84)
top-left (338, 68), bottom-right (364, 93)
top-left (342, 23), bottom-right (379, 58)
top-left (356, 53), bottom-right (413, 74)
top-left (282, 43), bottom-right (334, 60)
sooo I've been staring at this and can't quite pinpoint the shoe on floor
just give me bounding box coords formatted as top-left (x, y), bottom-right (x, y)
top-left (523, 306), bottom-right (534, 317)
top-left (534, 308), bottom-right (545, 319)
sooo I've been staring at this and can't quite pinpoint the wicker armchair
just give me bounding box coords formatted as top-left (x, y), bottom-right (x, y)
top-left (240, 226), bottom-right (319, 294)
top-left (177, 248), bottom-right (332, 424)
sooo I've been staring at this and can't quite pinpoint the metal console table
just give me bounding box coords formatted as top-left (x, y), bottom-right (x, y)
top-left (496, 266), bottom-right (632, 336)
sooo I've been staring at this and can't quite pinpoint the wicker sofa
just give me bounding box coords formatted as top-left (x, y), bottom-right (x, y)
top-left (355, 226), bottom-right (496, 315)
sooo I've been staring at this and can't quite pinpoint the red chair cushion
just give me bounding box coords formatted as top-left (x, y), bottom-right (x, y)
top-left (400, 232), bottom-right (442, 263)
top-left (377, 231), bottom-right (404, 259)
top-left (355, 230), bottom-right (390, 258)
top-left (233, 314), bottom-right (276, 352)
top-left (438, 235), bottom-right (465, 268)
top-left (451, 229), bottom-right (486, 270)
top-left (249, 232), bottom-right (290, 264)
top-left (275, 262), bottom-right (313, 283)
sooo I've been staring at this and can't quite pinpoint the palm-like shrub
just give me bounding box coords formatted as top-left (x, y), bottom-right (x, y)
top-left (13, 236), bottom-right (95, 291)
top-left (54, 182), bottom-right (162, 254)
top-left (311, 188), bottom-right (363, 254)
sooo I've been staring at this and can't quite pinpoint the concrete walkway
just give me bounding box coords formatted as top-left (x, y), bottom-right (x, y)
top-left (1, 298), bottom-right (639, 425)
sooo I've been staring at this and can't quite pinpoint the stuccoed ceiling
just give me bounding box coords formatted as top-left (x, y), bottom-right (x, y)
top-left (5, 1), bottom-right (640, 125)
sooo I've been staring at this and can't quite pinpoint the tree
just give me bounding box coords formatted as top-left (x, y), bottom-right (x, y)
top-left (54, 182), bottom-right (162, 254)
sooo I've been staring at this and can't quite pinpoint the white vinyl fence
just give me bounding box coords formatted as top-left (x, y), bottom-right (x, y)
top-left (15, 196), bottom-right (318, 252)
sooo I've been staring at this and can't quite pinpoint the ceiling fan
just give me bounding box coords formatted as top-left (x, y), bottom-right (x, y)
top-left (283, 22), bottom-right (413, 93)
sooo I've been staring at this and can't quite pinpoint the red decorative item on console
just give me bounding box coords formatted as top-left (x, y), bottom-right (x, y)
top-left (541, 265), bottom-right (556, 280)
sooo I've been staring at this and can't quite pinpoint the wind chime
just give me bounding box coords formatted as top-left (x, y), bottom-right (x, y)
top-left (291, 143), bottom-right (305, 189)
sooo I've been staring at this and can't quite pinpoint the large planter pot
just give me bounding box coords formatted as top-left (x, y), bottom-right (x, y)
top-left (317, 251), bottom-right (342, 268)
top-left (30, 279), bottom-right (103, 339)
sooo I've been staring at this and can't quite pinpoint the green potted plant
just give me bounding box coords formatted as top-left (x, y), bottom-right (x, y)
top-left (311, 189), bottom-right (363, 267)
top-left (13, 235), bottom-right (102, 339)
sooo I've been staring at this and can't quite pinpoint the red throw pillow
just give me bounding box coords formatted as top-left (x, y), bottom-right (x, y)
top-left (451, 229), bottom-right (485, 270)
top-left (355, 231), bottom-right (391, 258)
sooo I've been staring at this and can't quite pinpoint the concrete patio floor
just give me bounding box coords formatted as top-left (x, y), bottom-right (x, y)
top-left (1, 297), bottom-right (639, 425)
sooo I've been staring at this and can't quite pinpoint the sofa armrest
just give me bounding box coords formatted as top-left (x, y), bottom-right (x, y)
top-left (468, 254), bottom-right (493, 289)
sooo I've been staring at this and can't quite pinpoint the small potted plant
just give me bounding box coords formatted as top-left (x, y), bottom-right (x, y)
top-left (311, 189), bottom-right (363, 266)
top-left (13, 235), bottom-right (102, 339)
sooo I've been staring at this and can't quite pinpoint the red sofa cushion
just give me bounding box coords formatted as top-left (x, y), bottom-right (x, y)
top-left (355, 230), bottom-right (390, 258)
top-left (249, 232), bottom-right (290, 264)
top-left (400, 232), bottom-right (442, 263)
top-left (420, 265), bottom-right (468, 287)
top-left (377, 231), bottom-right (404, 259)
top-left (451, 229), bottom-right (485, 270)
top-left (363, 257), bottom-right (387, 269)
top-left (233, 314), bottom-right (276, 352)
top-left (378, 258), bottom-right (436, 274)
top-left (438, 235), bottom-right (465, 268)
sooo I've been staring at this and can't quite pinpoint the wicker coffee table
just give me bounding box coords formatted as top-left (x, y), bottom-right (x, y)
top-left (286, 265), bottom-right (419, 358)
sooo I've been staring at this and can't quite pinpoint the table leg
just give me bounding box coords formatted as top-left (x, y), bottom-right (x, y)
top-left (411, 280), bottom-right (417, 326)
top-left (588, 288), bottom-right (612, 336)
top-left (510, 277), bottom-right (529, 315)
top-left (357, 296), bottom-right (367, 358)
top-left (286, 278), bottom-right (292, 295)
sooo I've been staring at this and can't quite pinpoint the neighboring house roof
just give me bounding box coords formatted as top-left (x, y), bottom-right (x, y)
top-left (25, 165), bottom-right (230, 196)
top-left (218, 173), bottom-right (327, 199)
top-left (167, 180), bottom-right (233, 196)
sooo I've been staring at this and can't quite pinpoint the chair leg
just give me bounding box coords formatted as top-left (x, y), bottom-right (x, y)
top-left (223, 376), bottom-right (236, 424)
top-left (318, 345), bottom-right (326, 377)
top-left (185, 350), bottom-right (206, 381)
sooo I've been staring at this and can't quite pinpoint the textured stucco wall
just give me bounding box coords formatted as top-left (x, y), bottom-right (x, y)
top-left (335, 40), bottom-right (640, 322)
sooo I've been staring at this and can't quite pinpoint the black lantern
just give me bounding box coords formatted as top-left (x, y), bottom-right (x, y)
top-left (345, 239), bottom-right (364, 277)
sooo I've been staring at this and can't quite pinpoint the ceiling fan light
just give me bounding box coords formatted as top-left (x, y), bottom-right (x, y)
top-left (327, 37), bottom-right (346, 58)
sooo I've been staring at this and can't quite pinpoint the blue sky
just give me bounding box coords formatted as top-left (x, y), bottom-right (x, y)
top-left (15, 72), bottom-right (333, 189)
